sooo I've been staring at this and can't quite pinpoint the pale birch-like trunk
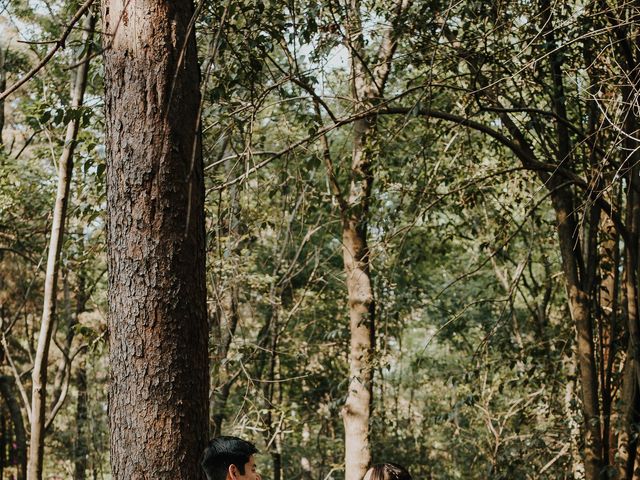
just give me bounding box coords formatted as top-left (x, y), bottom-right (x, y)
top-left (27, 12), bottom-right (94, 480)
top-left (341, 145), bottom-right (375, 480)
top-left (341, 7), bottom-right (376, 480)
top-left (339, 2), bottom-right (410, 478)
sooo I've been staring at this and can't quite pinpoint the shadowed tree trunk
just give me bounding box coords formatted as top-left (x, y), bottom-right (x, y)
top-left (0, 46), bottom-right (5, 149)
top-left (0, 376), bottom-right (26, 480)
top-left (210, 150), bottom-right (241, 436)
top-left (598, 216), bottom-right (619, 466)
top-left (102, 1), bottom-right (208, 478)
top-left (537, 3), bottom-right (603, 475)
top-left (73, 361), bottom-right (88, 480)
top-left (617, 137), bottom-right (640, 480)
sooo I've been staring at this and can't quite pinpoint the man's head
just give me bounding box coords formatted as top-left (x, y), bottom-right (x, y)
top-left (363, 463), bottom-right (412, 480)
top-left (201, 436), bottom-right (260, 480)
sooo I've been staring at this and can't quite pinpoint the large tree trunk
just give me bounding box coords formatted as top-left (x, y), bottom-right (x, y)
top-left (339, 1), bottom-right (410, 477)
top-left (27, 11), bottom-right (94, 480)
top-left (341, 195), bottom-right (375, 480)
top-left (102, 1), bottom-right (208, 478)
top-left (341, 14), bottom-right (376, 478)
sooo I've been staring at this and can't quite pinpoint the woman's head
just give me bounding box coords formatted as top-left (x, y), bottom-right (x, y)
top-left (363, 463), bottom-right (412, 480)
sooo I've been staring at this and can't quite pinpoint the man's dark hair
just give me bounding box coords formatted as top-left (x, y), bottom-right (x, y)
top-left (201, 436), bottom-right (258, 480)
top-left (366, 463), bottom-right (412, 480)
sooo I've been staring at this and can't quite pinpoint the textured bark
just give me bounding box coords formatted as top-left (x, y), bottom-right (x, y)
top-left (27, 12), bottom-right (94, 480)
top-left (102, 1), bottom-right (208, 479)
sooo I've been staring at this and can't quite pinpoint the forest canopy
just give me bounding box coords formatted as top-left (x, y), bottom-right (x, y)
top-left (1, 0), bottom-right (640, 479)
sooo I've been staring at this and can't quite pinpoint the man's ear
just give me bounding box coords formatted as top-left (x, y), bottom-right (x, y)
top-left (228, 464), bottom-right (239, 480)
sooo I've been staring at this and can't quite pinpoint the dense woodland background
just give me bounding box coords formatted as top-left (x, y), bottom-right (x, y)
top-left (1, 0), bottom-right (640, 478)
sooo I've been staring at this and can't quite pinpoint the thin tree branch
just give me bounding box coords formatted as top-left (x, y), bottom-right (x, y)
top-left (0, 0), bottom-right (95, 101)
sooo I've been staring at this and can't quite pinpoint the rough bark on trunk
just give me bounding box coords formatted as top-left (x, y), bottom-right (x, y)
top-left (27, 12), bottom-right (94, 480)
top-left (102, 1), bottom-right (208, 478)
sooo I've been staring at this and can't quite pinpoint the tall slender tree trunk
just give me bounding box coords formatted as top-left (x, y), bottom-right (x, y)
top-left (27, 12), bottom-right (94, 480)
top-left (0, 376), bottom-right (26, 480)
top-left (211, 153), bottom-right (241, 436)
top-left (73, 258), bottom-right (89, 480)
top-left (102, 1), bottom-right (208, 478)
top-left (0, 413), bottom-right (5, 480)
top-left (0, 46), bottom-right (5, 149)
top-left (342, 65), bottom-right (377, 480)
top-left (341, 10), bottom-right (377, 473)
top-left (617, 145), bottom-right (640, 480)
top-left (538, 2), bottom-right (603, 475)
top-left (598, 216), bottom-right (619, 466)
top-left (551, 184), bottom-right (602, 479)
top-left (339, 1), bottom-right (409, 477)
top-left (264, 304), bottom-right (282, 480)
top-left (73, 361), bottom-right (88, 480)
